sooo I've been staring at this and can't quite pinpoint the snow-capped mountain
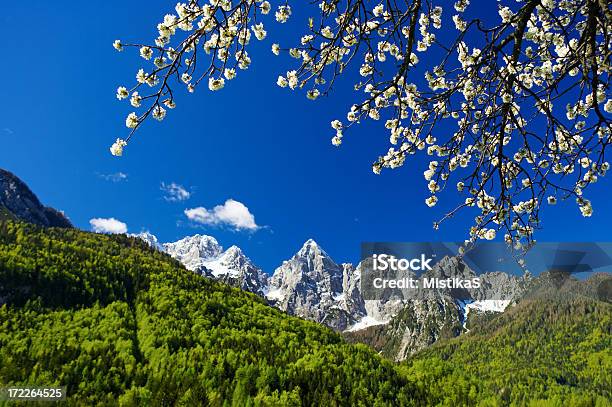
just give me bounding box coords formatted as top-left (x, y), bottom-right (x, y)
top-left (345, 256), bottom-right (529, 360)
top-left (198, 245), bottom-right (269, 296)
top-left (131, 233), bottom-right (269, 297)
top-left (266, 239), bottom-right (366, 331)
top-left (132, 232), bottom-right (528, 360)
top-left (163, 234), bottom-right (224, 270)
top-left (130, 231), bottom-right (163, 251)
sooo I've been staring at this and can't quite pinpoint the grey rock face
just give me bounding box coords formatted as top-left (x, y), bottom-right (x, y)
top-left (266, 240), bottom-right (365, 331)
top-left (344, 256), bottom-right (529, 360)
top-left (476, 271), bottom-right (530, 301)
top-left (393, 296), bottom-right (464, 361)
top-left (0, 168), bottom-right (72, 228)
top-left (341, 263), bottom-right (367, 320)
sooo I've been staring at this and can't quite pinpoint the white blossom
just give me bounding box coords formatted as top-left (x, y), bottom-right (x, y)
top-left (130, 92), bottom-right (142, 107)
top-left (251, 23), bottom-right (267, 40)
top-left (140, 46), bottom-right (153, 60)
top-left (498, 7), bottom-right (513, 23)
top-left (332, 134), bottom-right (343, 146)
top-left (125, 112), bottom-right (139, 128)
top-left (152, 105), bottom-right (166, 121)
top-left (277, 75), bottom-right (288, 88)
top-left (208, 77), bottom-right (225, 91)
top-left (275, 5), bottom-right (291, 23)
top-left (306, 89), bottom-right (320, 100)
top-left (484, 229), bottom-right (496, 240)
top-left (286, 70), bottom-right (298, 89)
top-left (110, 138), bottom-right (127, 156)
top-left (116, 86), bottom-right (129, 100)
top-left (425, 196), bottom-right (438, 207)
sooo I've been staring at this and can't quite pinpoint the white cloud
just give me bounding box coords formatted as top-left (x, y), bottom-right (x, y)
top-left (161, 182), bottom-right (191, 202)
top-left (98, 172), bottom-right (128, 182)
top-left (184, 199), bottom-right (259, 231)
top-left (89, 217), bottom-right (128, 234)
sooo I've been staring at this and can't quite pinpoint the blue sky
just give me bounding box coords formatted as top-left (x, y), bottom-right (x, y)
top-left (1, 1), bottom-right (611, 273)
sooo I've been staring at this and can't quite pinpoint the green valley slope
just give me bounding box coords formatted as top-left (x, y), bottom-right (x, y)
top-left (400, 290), bottom-right (612, 406)
top-left (0, 221), bottom-right (418, 406)
top-left (0, 220), bottom-right (610, 406)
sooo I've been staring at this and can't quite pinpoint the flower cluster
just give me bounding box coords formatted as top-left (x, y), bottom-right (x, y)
top-left (112, 0), bottom-right (611, 245)
top-left (112, 0), bottom-right (275, 147)
top-left (292, 0), bottom-right (611, 244)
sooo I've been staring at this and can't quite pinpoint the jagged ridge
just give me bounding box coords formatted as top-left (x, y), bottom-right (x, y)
top-left (133, 232), bottom-right (531, 360)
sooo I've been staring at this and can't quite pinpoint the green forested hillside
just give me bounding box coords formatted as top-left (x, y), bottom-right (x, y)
top-left (0, 221), bottom-right (610, 406)
top-left (0, 221), bottom-right (419, 406)
top-left (400, 296), bottom-right (612, 406)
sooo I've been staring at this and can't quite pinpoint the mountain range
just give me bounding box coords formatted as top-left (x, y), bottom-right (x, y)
top-left (1, 167), bottom-right (610, 404)
top-left (0, 167), bottom-right (598, 361)
top-left (132, 231), bottom-right (529, 360)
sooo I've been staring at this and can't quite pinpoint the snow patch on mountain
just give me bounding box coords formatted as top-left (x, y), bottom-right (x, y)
top-left (264, 286), bottom-right (284, 302)
top-left (457, 298), bottom-right (513, 331)
top-left (467, 299), bottom-right (511, 313)
top-left (345, 315), bottom-right (390, 332)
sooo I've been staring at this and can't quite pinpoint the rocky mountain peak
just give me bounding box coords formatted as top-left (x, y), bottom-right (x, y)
top-left (162, 234), bottom-right (222, 270)
top-left (266, 240), bottom-right (362, 331)
top-left (216, 245), bottom-right (255, 271)
top-left (0, 168), bottom-right (72, 228)
top-left (274, 240), bottom-right (343, 288)
top-left (130, 231), bottom-right (162, 250)
top-left (297, 238), bottom-right (324, 257)
top-left (200, 244), bottom-right (269, 297)
top-left (131, 230), bottom-right (532, 360)
top-left (223, 245), bottom-right (244, 258)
